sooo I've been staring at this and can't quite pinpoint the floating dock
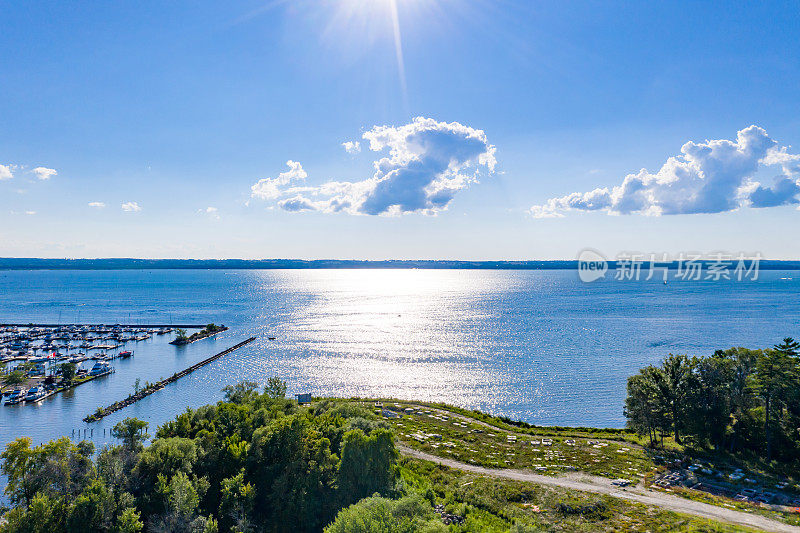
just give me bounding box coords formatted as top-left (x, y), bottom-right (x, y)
top-left (83, 337), bottom-right (256, 422)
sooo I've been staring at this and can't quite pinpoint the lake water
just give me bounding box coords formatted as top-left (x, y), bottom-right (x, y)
top-left (1, 268), bottom-right (799, 456)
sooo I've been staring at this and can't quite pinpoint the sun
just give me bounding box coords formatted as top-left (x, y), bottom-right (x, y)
top-left (334, 0), bottom-right (410, 107)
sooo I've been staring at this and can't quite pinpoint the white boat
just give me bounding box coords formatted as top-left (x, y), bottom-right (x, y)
top-left (89, 361), bottom-right (112, 376)
top-left (24, 386), bottom-right (46, 402)
top-left (4, 388), bottom-right (27, 405)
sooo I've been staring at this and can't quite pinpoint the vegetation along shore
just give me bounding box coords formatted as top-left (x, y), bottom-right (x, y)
top-left (169, 324), bottom-right (228, 346)
top-left (1, 338), bottom-right (799, 532)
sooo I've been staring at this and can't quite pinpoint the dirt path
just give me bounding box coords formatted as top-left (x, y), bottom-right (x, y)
top-left (398, 444), bottom-right (800, 533)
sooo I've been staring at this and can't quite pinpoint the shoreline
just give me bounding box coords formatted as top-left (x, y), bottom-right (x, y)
top-left (2, 258), bottom-right (800, 271)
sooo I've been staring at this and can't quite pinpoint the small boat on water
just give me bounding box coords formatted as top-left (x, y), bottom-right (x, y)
top-left (119, 350), bottom-right (133, 358)
top-left (89, 361), bottom-right (112, 376)
top-left (4, 388), bottom-right (27, 405)
top-left (24, 386), bottom-right (46, 402)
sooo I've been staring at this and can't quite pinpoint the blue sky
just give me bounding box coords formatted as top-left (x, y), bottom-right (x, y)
top-left (2, 0), bottom-right (800, 259)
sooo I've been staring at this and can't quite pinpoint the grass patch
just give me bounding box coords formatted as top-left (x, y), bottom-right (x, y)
top-left (401, 457), bottom-right (761, 532)
top-left (376, 400), bottom-right (657, 480)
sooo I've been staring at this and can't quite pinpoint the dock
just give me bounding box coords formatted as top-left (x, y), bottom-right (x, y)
top-left (83, 337), bottom-right (256, 422)
top-left (0, 323), bottom-right (207, 328)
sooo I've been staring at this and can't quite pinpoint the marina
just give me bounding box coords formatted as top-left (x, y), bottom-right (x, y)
top-left (0, 323), bottom-right (222, 408)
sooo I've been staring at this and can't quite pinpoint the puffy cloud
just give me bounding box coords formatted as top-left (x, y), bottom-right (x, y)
top-left (342, 141), bottom-right (361, 154)
top-left (531, 125), bottom-right (800, 218)
top-left (198, 206), bottom-right (220, 219)
top-left (88, 202), bottom-right (106, 208)
top-left (121, 201), bottom-right (141, 212)
top-left (745, 177), bottom-right (800, 208)
top-left (251, 160), bottom-right (307, 200)
top-left (762, 146), bottom-right (800, 176)
top-left (251, 117), bottom-right (496, 216)
top-left (278, 195), bottom-right (318, 212)
top-left (32, 167), bottom-right (57, 180)
top-left (0, 164), bottom-right (13, 180)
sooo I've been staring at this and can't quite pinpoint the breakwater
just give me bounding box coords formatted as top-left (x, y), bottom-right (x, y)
top-left (169, 326), bottom-right (228, 345)
top-left (83, 336), bottom-right (256, 422)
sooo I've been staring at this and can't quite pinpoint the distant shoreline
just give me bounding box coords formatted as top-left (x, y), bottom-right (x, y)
top-left (1, 258), bottom-right (800, 270)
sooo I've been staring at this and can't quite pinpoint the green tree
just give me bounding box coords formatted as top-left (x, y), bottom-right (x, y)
top-left (0, 492), bottom-right (66, 533)
top-left (775, 337), bottom-right (800, 357)
top-left (1, 437), bottom-right (35, 505)
top-left (115, 507), bottom-right (144, 533)
top-left (66, 478), bottom-right (116, 532)
top-left (59, 363), bottom-right (76, 384)
top-left (2, 370), bottom-right (27, 386)
top-left (111, 418), bottom-right (149, 451)
top-left (247, 414), bottom-right (338, 532)
top-left (324, 494), bottom-right (445, 533)
top-left (624, 368), bottom-right (664, 445)
top-left (338, 428), bottom-right (398, 506)
top-left (689, 355), bottom-right (734, 447)
top-left (152, 471), bottom-right (215, 533)
top-left (656, 354), bottom-right (695, 444)
top-left (218, 470), bottom-right (255, 533)
top-left (223, 381), bottom-right (260, 404)
top-left (134, 437), bottom-right (198, 490)
top-left (1, 437), bottom-right (94, 506)
top-left (264, 377), bottom-right (287, 400)
top-left (751, 349), bottom-right (795, 460)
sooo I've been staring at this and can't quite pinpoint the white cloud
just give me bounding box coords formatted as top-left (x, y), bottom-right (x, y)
top-left (342, 141), bottom-right (361, 154)
top-left (531, 125), bottom-right (800, 218)
top-left (32, 167), bottom-right (57, 180)
top-left (251, 160), bottom-right (308, 200)
top-left (88, 202), bottom-right (106, 208)
top-left (251, 117), bottom-right (496, 216)
top-left (25, 211), bottom-right (36, 216)
top-left (0, 164), bottom-right (13, 180)
top-left (121, 201), bottom-right (141, 212)
top-left (198, 206), bottom-right (220, 219)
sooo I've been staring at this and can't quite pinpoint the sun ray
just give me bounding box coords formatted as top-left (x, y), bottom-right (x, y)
top-left (388, 0), bottom-right (410, 115)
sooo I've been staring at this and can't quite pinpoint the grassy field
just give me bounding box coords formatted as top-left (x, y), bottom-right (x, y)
top-left (371, 400), bottom-right (663, 480)
top-left (401, 458), bottom-right (761, 532)
top-left (341, 398), bottom-right (800, 529)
